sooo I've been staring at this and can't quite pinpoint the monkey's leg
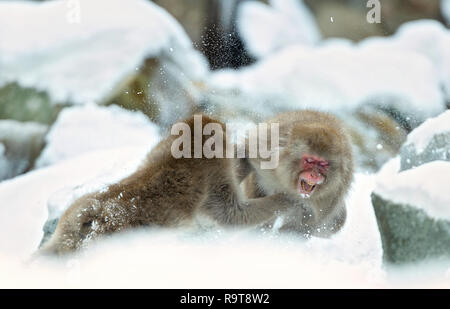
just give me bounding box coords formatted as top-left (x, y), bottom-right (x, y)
top-left (40, 195), bottom-right (105, 255)
top-left (310, 200), bottom-right (347, 238)
top-left (242, 172), bottom-right (267, 198)
top-left (276, 206), bottom-right (315, 236)
top-left (279, 199), bottom-right (347, 238)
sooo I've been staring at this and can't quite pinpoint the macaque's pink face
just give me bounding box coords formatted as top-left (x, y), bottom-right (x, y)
top-left (298, 154), bottom-right (329, 197)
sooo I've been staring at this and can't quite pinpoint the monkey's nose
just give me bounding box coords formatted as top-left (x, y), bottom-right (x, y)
top-left (308, 171), bottom-right (323, 183)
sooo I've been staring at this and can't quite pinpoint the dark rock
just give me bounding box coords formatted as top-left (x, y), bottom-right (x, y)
top-left (371, 192), bottom-right (450, 264)
top-left (400, 132), bottom-right (450, 171)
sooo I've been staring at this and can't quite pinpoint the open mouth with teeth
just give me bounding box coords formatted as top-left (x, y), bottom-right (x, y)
top-left (298, 178), bottom-right (317, 197)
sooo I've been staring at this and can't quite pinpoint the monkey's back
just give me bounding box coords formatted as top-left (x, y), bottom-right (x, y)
top-left (42, 115), bottom-right (233, 254)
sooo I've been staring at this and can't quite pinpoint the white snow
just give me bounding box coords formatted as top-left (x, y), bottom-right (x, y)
top-left (375, 157), bottom-right (450, 221)
top-left (237, 0), bottom-right (320, 58)
top-left (361, 20), bottom-right (450, 101)
top-left (0, 142), bottom-right (448, 287)
top-left (210, 43), bottom-right (444, 120)
top-left (35, 104), bottom-right (160, 168)
top-left (0, 143), bottom-right (388, 287)
top-left (0, 146), bottom-right (149, 257)
top-left (405, 110), bottom-right (450, 153)
top-left (0, 0), bottom-right (208, 104)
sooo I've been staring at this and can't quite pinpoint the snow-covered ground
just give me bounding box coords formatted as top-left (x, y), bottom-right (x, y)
top-left (0, 145), bottom-right (448, 288)
top-left (0, 148), bottom-right (380, 288)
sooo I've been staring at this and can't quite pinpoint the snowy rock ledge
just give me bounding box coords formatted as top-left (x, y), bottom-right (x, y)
top-left (372, 111), bottom-right (450, 264)
top-left (35, 104), bottom-right (161, 168)
top-left (400, 110), bottom-right (450, 171)
top-left (0, 0), bottom-right (208, 126)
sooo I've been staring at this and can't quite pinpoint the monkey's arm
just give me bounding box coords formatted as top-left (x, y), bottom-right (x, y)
top-left (201, 170), bottom-right (295, 226)
top-left (312, 199), bottom-right (347, 238)
top-left (235, 158), bottom-right (253, 183)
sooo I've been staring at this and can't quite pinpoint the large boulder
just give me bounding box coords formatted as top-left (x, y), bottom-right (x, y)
top-left (0, 0), bottom-right (209, 127)
top-left (372, 110), bottom-right (450, 264)
top-left (400, 110), bottom-right (450, 171)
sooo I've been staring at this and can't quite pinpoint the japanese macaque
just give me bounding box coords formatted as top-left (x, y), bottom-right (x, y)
top-left (40, 115), bottom-right (293, 255)
top-left (243, 110), bottom-right (354, 237)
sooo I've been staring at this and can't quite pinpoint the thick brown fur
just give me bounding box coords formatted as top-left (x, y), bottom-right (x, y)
top-left (41, 115), bottom-right (293, 255)
top-left (243, 110), bottom-right (354, 237)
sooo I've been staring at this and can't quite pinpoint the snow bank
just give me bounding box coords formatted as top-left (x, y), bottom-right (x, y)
top-left (361, 20), bottom-right (450, 101)
top-left (213, 20), bottom-right (449, 121)
top-left (375, 158), bottom-right (450, 221)
top-left (1, 231), bottom-right (384, 289)
top-left (0, 142), bottom-right (387, 287)
top-left (35, 104), bottom-right (160, 168)
top-left (0, 144), bottom-right (448, 287)
top-left (210, 43), bottom-right (444, 120)
top-left (405, 110), bottom-right (450, 153)
top-left (0, 146), bottom-right (149, 257)
top-left (237, 0), bottom-right (320, 58)
top-left (0, 0), bottom-right (208, 105)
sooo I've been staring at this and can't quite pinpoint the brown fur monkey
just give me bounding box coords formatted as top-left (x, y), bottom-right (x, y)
top-left (243, 110), bottom-right (354, 237)
top-left (41, 115), bottom-right (294, 255)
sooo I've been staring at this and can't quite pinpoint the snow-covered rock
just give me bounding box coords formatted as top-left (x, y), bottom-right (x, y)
top-left (212, 20), bottom-right (449, 120)
top-left (0, 120), bottom-right (47, 181)
top-left (400, 110), bottom-right (450, 171)
top-left (372, 111), bottom-right (450, 264)
top-left (375, 158), bottom-right (450, 221)
top-left (206, 20), bottom-right (449, 171)
top-left (0, 0), bottom-right (209, 125)
top-left (237, 0), bottom-right (320, 58)
top-left (35, 104), bottom-right (161, 168)
top-left (209, 43), bottom-right (444, 121)
top-left (0, 82), bottom-right (57, 125)
top-left (442, 0), bottom-right (450, 25)
top-left (361, 20), bottom-right (450, 102)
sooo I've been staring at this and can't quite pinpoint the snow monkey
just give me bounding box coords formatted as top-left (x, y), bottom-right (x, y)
top-left (243, 110), bottom-right (354, 237)
top-left (41, 114), bottom-right (296, 255)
